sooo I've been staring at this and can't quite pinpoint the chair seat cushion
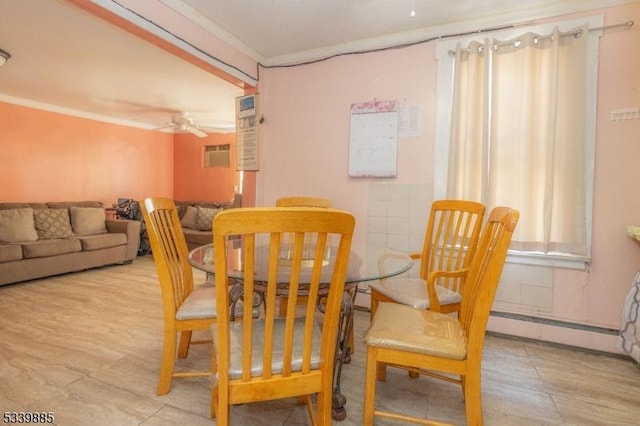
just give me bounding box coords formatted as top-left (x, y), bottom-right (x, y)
top-left (176, 283), bottom-right (217, 320)
top-left (213, 317), bottom-right (322, 379)
top-left (368, 277), bottom-right (462, 309)
top-left (364, 302), bottom-right (467, 360)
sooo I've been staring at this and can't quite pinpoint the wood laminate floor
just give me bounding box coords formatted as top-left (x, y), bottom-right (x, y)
top-left (1, 256), bottom-right (639, 425)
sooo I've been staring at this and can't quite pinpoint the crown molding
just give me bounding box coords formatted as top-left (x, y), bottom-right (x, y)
top-left (0, 94), bottom-right (159, 130)
top-left (167, 0), bottom-right (637, 68)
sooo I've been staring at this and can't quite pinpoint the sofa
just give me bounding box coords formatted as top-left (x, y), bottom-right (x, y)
top-left (175, 194), bottom-right (241, 251)
top-left (0, 201), bottom-right (141, 286)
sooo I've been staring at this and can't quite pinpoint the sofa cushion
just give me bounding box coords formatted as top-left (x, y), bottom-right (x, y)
top-left (0, 203), bottom-right (47, 210)
top-left (0, 208), bottom-right (38, 243)
top-left (70, 207), bottom-right (107, 235)
top-left (76, 233), bottom-right (127, 251)
top-left (0, 244), bottom-right (23, 263)
top-left (181, 206), bottom-right (198, 229)
top-left (195, 206), bottom-right (222, 231)
top-left (175, 202), bottom-right (189, 219)
top-left (195, 202), bottom-right (226, 209)
top-left (47, 201), bottom-right (104, 209)
top-left (21, 239), bottom-right (82, 259)
top-left (33, 208), bottom-right (73, 240)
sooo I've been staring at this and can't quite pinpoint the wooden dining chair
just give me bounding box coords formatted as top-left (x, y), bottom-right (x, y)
top-left (210, 207), bottom-right (354, 425)
top-left (363, 207), bottom-right (519, 425)
top-left (275, 196), bottom-right (333, 317)
top-left (369, 200), bottom-right (485, 319)
top-left (141, 197), bottom-right (217, 395)
top-left (275, 196), bottom-right (332, 208)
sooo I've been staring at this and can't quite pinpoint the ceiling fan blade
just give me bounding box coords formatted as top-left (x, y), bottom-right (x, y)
top-left (186, 124), bottom-right (207, 138)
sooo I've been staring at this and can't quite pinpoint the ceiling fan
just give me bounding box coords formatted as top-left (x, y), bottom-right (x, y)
top-left (165, 112), bottom-right (208, 137)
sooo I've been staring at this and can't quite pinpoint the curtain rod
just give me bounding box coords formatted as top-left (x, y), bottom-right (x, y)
top-left (564, 19), bottom-right (635, 38)
top-left (448, 20), bottom-right (634, 55)
top-left (590, 19), bottom-right (634, 32)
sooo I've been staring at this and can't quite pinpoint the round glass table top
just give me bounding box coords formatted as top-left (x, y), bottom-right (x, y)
top-left (188, 242), bottom-right (413, 284)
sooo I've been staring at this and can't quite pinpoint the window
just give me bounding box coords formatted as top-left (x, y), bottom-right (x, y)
top-left (434, 16), bottom-right (603, 269)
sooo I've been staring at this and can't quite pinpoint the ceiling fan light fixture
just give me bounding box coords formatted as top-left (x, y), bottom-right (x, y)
top-left (169, 112), bottom-right (208, 137)
top-left (0, 48), bottom-right (11, 67)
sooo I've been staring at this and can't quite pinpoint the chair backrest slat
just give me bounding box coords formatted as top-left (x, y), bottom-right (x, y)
top-left (460, 207), bottom-right (519, 355)
top-left (142, 198), bottom-right (194, 316)
top-left (422, 200), bottom-right (486, 292)
top-left (275, 196), bottom-right (332, 208)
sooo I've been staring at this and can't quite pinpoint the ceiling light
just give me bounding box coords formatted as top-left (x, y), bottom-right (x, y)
top-left (0, 48), bottom-right (11, 67)
top-left (409, 9), bottom-right (416, 18)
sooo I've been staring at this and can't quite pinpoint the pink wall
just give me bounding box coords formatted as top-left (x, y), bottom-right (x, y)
top-left (0, 102), bottom-right (174, 205)
top-left (257, 4), bottom-right (640, 352)
top-left (258, 41), bottom-right (435, 216)
top-left (173, 132), bottom-right (239, 202)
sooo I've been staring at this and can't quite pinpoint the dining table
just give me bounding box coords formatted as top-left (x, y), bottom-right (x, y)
top-left (188, 240), bottom-right (414, 421)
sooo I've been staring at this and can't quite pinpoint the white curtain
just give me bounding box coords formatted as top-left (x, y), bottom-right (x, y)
top-left (448, 26), bottom-right (588, 255)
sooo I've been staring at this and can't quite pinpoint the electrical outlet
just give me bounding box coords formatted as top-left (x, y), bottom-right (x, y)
top-left (610, 107), bottom-right (640, 121)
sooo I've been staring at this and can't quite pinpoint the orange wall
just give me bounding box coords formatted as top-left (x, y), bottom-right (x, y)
top-left (0, 101), bottom-right (244, 206)
top-left (0, 102), bottom-right (174, 205)
top-left (173, 132), bottom-right (239, 202)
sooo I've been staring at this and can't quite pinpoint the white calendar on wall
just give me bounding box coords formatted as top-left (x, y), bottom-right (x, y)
top-left (348, 100), bottom-right (399, 177)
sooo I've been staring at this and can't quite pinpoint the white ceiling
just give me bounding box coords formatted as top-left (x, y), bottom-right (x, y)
top-left (0, 0), bottom-right (625, 133)
top-left (0, 0), bottom-right (245, 133)
top-left (174, 0), bottom-right (579, 62)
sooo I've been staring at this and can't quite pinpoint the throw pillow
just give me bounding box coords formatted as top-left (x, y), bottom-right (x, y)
top-left (34, 208), bottom-right (73, 240)
top-left (69, 206), bottom-right (107, 235)
top-left (0, 208), bottom-right (38, 243)
top-left (181, 205), bottom-right (198, 229)
top-left (195, 206), bottom-right (222, 231)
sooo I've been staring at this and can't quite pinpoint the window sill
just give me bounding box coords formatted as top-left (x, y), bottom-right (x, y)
top-left (506, 251), bottom-right (590, 271)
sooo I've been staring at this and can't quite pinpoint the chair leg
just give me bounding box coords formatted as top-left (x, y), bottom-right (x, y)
top-left (214, 387), bottom-right (229, 426)
top-left (177, 330), bottom-right (192, 358)
top-left (315, 370), bottom-right (334, 426)
top-left (302, 394), bottom-right (319, 426)
top-left (376, 359), bottom-right (387, 382)
top-left (278, 296), bottom-right (289, 317)
top-left (157, 328), bottom-right (177, 395)
top-left (363, 347), bottom-right (378, 425)
top-left (370, 293), bottom-right (379, 322)
top-left (348, 326), bottom-right (355, 354)
top-left (210, 341), bottom-right (219, 419)
top-left (279, 296), bottom-right (309, 317)
top-left (463, 371), bottom-right (483, 426)
top-left (210, 385), bottom-right (218, 418)
top-left (370, 293), bottom-right (388, 382)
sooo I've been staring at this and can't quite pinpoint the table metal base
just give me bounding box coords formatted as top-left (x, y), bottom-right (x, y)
top-left (331, 287), bottom-right (357, 421)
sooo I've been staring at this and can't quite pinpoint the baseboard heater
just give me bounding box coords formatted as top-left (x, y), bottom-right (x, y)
top-left (490, 310), bottom-right (619, 336)
top-left (357, 305), bottom-right (620, 335)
